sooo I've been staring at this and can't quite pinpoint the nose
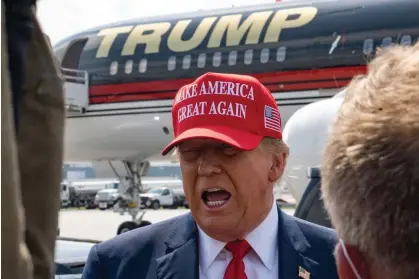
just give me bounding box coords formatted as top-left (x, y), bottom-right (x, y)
top-left (197, 149), bottom-right (222, 176)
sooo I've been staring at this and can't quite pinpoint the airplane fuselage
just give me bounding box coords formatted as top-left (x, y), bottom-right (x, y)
top-left (55, 0), bottom-right (419, 162)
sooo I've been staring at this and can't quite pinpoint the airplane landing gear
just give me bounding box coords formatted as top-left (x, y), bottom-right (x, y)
top-left (117, 221), bottom-right (137, 235)
top-left (117, 218), bottom-right (152, 234)
top-left (108, 160), bottom-right (152, 235)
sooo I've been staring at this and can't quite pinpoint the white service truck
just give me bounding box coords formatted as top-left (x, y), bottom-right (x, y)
top-left (61, 179), bottom-right (119, 209)
top-left (139, 187), bottom-right (186, 210)
top-left (95, 188), bottom-right (120, 210)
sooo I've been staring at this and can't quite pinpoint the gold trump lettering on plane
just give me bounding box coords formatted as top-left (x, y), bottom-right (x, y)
top-left (95, 6), bottom-right (318, 58)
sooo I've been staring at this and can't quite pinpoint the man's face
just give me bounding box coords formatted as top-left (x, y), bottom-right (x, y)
top-left (177, 138), bottom-right (284, 242)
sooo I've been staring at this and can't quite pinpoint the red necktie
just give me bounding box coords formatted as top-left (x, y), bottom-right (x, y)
top-left (223, 239), bottom-right (251, 279)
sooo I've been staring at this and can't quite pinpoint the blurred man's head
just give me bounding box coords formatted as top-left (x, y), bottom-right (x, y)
top-left (321, 43), bottom-right (419, 279)
top-left (162, 72), bottom-right (288, 242)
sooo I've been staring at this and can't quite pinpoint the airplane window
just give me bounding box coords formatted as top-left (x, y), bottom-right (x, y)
top-left (124, 60), bottom-right (133, 74)
top-left (139, 59), bottom-right (147, 73)
top-left (260, 48), bottom-right (270, 64)
top-left (168, 56), bottom-right (176, 71)
top-left (109, 61), bottom-right (118, 76)
top-left (197, 53), bottom-right (206, 68)
top-left (182, 55), bottom-right (191, 70)
top-left (244, 49), bottom-right (253, 65)
top-left (363, 39), bottom-right (374, 55)
top-left (381, 37), bottom-right (392, 48)
top-left (213, 52), bottom-right (222, 67)
top-left (276, 46), bottom-right (286, 62)
top-left (228, 51), bottom-right (237, 66)
top-left (400, 35), bottom-right (412, 46)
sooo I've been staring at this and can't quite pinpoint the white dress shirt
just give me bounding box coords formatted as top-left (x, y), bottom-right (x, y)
top-left (198, 198), bottom-right (279, 279)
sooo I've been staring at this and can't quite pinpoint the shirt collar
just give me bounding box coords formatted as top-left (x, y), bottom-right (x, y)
top-left (245, 197), bottom-right (278, 270)
top-left (197, 226), bottom-right (226, 269)
top-left (197, 197), bottom-right (278, 270)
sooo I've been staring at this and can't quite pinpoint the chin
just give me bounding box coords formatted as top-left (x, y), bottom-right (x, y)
top-left (201, 223), bottom-right (241, 241)
top-left (196, 212), bottom-right (241, 237)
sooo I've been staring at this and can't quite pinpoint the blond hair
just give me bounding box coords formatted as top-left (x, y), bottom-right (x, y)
top-left (261, 137), bottom-right (290, 158)
top-left (321, 42), bottom-right (419, 277)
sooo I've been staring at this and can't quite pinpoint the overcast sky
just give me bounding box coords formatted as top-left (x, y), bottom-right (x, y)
top-left (37, 0), bottom-right (280, 45)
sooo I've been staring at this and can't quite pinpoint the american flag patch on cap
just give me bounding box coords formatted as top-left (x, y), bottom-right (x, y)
top-left (264, 105), bottom-right (281, 132)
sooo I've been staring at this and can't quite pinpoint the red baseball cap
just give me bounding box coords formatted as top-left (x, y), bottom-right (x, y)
top-left (161, 72), bottom-right (282, 155)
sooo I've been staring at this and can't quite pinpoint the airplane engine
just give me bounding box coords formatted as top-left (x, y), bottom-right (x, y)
top-left (279, 90), bottom-right (347, 204)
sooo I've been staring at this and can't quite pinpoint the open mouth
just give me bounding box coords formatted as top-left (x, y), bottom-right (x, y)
top-left (201, 188), bottom-right (231, 209)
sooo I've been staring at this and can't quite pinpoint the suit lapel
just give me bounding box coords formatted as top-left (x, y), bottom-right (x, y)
top-left (155, 206), bottom-right (322, 279)
top-left (156, 213), bottom-right (199, 279)
top-left (277, 206), bottom-right (320, 279)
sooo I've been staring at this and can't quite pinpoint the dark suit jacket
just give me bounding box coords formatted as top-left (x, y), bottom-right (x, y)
top-left (82, 206), bottom-right (339, 279)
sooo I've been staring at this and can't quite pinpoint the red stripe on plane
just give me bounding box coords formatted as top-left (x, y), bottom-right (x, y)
top-left (91, 92), bottom-right (177, 104)
top-left (88, 66), bottom-right (367, 97)
top-left (89, 79), bottom-right (356, 104)
top-left (90, 78), bottom-right (195, 96)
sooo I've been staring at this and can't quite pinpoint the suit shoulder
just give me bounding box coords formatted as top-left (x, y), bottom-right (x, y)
top-left (95, 213), bottom-right (190, 258)
top-left (293, 216), bottom-right (338, 250)
top-left (82, 214), bottom-right (194, 279)
top-left (290, 217), bottom-right (339, 279)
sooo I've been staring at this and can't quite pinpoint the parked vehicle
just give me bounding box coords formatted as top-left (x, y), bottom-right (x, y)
top-left (55, 237), bottom-right (98, 279)
top-left (139, 187), bottom-right (186, 210)
top-left (95, 188), bottom-right (120, 210)
top-left (61, 179), bottom-right (119, 209)
top-left (60, 183), bottom-right (71, 208)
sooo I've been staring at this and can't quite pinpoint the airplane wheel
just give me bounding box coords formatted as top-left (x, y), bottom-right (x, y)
top-left (116, 221), bottom-right (138, 235)
top-left (138, 220), bottom-right (152, 227)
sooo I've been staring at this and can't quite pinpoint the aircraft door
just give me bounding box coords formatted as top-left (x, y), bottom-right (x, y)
top-left (61, 38), bottom-right (88, 70)
top-left (293, 167), bottom-right (333, 229)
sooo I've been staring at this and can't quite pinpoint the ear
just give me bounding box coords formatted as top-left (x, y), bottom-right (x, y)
top-left (335, 242), bottom-right (371, 279)
top-left (268, 152), bottom-right (286, 182)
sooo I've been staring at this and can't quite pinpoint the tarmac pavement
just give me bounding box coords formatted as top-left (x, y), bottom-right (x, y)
top-left (59, 207), bottom-right (295, 241)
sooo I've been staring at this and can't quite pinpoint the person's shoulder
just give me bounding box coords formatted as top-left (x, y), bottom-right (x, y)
top-left (94, 212), bottom-right (191, 258)
top-left (293, 216), bottom-right (337, 238)
top-left (292, 216), bottom-right (338, 249)
top-left (286, 216), bottom-right (339, 279)
top-left (82, 214), bottom-right (194, 279)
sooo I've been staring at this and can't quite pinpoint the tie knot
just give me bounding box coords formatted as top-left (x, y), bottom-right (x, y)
top-left (225, 240), bottom-right (251, 259)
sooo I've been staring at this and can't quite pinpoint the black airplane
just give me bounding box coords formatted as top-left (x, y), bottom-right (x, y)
top-left (56, 0), bottom-right (419, 234)
top-left (57, 0), bottom-right (419, 168)
top-left (56, 0), bottom-right (418, 107)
